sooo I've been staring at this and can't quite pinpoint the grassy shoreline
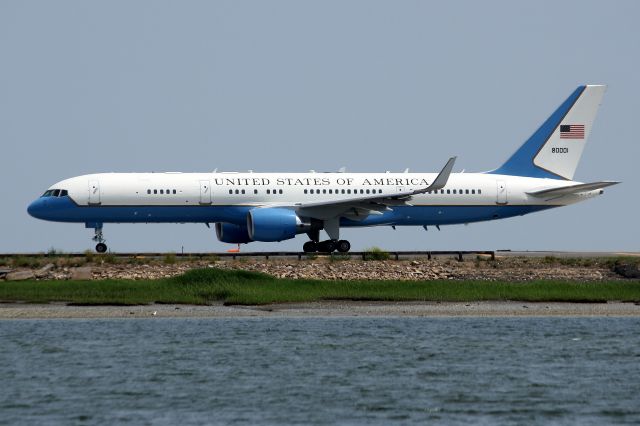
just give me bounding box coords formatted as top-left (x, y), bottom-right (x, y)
top-left (1, 268), bottom-right (639, 306)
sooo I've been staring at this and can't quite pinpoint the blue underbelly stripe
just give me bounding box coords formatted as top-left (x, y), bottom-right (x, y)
top-left (34, 197), bottom-right (555, 226)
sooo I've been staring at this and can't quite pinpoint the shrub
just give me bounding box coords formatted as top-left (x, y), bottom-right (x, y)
top-left (12, 256), bottom-right (38, 268)
top-left (47, 247), bottom-right (62, 256)
top-left (163, 253), bottom-right (177, 264)
top-left (363, 247), bottom-right (390, 261)
top-left (99, 253), bottom-right (118, 264)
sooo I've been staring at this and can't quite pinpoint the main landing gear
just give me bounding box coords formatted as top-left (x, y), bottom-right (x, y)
top-left (303, 239), bottom-right (351, 253)
top-left (92, 226), bottom-right (108, 253)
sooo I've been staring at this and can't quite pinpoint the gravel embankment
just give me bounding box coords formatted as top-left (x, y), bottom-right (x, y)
top-left (1, 256), bottom-right (629, 282)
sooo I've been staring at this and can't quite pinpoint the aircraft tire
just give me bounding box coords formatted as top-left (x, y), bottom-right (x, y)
top-left (303, 241), bottom-right (317, 253)
top-left (337, 240), bottom-right (351, 253)
top-left (95, 243), bottom-right (107, 253)
top-left (318, 240), bottom-right (336, 253)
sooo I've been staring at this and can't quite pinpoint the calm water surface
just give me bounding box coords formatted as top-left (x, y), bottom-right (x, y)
top-left (1, 317), bottom-right (639, 425)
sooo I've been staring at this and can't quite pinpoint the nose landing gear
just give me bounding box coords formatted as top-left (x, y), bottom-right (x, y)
top-left (92, 226), bottom-right (107, 253)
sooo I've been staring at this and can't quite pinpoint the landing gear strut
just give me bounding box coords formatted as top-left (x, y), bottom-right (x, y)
top-left (302, 239), bottom-right (351, 253)
top-left (92, 227), bottom-right (107, 253)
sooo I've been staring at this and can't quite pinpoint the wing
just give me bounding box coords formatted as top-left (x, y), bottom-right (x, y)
top-left (293, 157), bottom-right (456, 220)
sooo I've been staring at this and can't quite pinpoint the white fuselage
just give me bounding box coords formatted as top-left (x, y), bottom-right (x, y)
top-left (51, 172), bottom-right (596, 209)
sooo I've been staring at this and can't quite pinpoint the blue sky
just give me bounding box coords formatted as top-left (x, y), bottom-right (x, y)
top-left (1, 0), bottom-right (638, 253)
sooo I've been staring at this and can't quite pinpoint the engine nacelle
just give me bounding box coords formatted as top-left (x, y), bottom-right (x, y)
top-left (247, 208), bottom-right (310, 242)
top-left (215, 222), bottom-right (252, 244)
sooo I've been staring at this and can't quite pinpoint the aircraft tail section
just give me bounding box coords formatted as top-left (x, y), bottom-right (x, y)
top-left (490, 85), bottom-right (606, 180)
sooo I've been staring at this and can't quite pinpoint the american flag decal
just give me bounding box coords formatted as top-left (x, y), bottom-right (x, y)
top-left (560, 124), bottom-right (585, 139)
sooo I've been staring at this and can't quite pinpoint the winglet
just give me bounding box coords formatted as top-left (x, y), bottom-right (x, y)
top-left (413, 157), bottom-right (456, 194)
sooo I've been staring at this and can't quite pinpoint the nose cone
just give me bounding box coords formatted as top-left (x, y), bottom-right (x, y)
top-left (27, 198), bottom-right (48, 220)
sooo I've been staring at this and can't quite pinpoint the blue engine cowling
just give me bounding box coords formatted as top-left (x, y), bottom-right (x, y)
top-left (215, 222), bottom-right (253, 244)
top-left (247, 208), bottom-right (309, 242)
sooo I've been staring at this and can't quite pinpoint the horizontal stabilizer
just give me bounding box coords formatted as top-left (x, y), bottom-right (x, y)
top-left (527, 181), bottom-right (620, 197)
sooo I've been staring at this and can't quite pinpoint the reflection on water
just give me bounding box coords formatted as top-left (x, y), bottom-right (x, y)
top-left (1, 317), bottom-right (639, 425)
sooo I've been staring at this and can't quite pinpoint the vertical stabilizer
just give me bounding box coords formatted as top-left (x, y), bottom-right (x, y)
top-left (490, 85), bottom-right (606, 180)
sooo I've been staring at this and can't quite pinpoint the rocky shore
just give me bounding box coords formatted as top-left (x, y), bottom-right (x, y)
top-left (1, 255), bottom-right (636, 282)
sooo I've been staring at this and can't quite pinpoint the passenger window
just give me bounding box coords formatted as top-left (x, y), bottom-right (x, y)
top-left (229, 189), bottom-right (232, 194)
top-left (267, 189), bottom-right (270, 194)
top-left (154, 189), bottom-right (158, 194)
top-left (366, 189), bottom-right (370, 194)
top-left (254, 189), bottom-right (258, 194)
top-left (147, 189), bottom-right (151, 194)
top-left (160, 189), bottom-right (164, 194)
top-left (241, 189), bottom-right (245, 194)
top-left (446, 189), bottom-right (450, 194)
top-left (166, 189), bottom-right (170, 194)
top-left (279, 189), bottom-right (283, 194)
top-left (309, 189), bottom-right (314, 194)
top-left (471, 189), bottom-right (475, 194)
top-left (321, 189), bottom-right (325, 194)
top-left (235, 189), bottom-right (239, 194)
top-left (465, 189), bottom-right (469, 194)
top-left (173, 189), bottom-right (177, 194)
top-left (478, 189), bottom-right (482, 194)
top-left (341, 189), bottom-right (345, 194)
top-left (304, 189), bottom-right (308, 194)
top-left (347, 189), bottom-right (351, 194)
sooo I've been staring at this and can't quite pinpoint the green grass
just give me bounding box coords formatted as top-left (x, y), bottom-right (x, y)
top-left (1, 268), bottom-right (639, 306)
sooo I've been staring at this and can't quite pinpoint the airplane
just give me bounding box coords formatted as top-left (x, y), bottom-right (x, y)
top-left (27, 85), bottom-right (619, 253)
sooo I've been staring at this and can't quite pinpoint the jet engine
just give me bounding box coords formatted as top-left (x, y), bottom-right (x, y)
top-left (215, 222), bottom-right (252, 244)
top-left (247, 208), bottom-right (312, 242)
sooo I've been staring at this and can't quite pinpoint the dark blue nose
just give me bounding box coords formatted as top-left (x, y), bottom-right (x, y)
top-left (27, 198), bottom-right (49, 219)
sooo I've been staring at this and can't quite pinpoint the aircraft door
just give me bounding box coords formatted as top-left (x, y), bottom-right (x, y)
top-left (199, 180), bottom-right (212, 204)
top-left (496, 180), bottom-right (507, 204)
top-left (88, 179), bottom-right (101, 205)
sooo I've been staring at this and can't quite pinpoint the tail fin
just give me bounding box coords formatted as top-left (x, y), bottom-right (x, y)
top-left (490, 85), bottom-right (606, 180)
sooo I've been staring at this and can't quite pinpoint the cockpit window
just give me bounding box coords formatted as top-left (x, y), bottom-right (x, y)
top-left (41, 189), bottom-right (69, 198)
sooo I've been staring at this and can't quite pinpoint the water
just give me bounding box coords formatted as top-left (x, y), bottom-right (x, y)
top-left (1, 317), bottom-right (639, 425)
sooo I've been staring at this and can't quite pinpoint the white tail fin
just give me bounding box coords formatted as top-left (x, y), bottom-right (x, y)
top-left (533, 85), bottom-right (606, 179)
top-left (491, 85), bottom-right (606, 180)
